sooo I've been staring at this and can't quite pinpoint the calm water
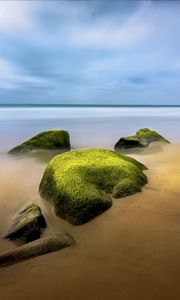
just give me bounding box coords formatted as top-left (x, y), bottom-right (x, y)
top-left (0, 106), bottom-right (180, 152)
top-left (1, 106), bottom-right (180, 300)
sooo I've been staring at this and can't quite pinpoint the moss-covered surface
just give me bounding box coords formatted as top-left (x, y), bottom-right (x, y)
top-left (39, 149), bottom-right (147, 225)
top-left (8, 130), bottom-right (71, 154)
top-left (114, 128), bottom-right (169, 152)
top-left (113, 178), bottom-right (141, 198)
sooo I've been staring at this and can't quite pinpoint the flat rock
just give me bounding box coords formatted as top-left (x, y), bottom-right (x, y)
top-left (0, 233), bottom-right (74, 267)
top-left (5, 204), bottom-right (46, 244)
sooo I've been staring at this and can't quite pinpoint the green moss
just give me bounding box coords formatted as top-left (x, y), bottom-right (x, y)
top-left (113, 179), bottom-right (142, 198)
top-left (135, 128), bottom-right (169, 144)
top-left (9, 130), bottom-right (71, 154)
top-left (39, 149), bottom-right (147, 225)
top-left (114, 128), bottom-right (169, 152)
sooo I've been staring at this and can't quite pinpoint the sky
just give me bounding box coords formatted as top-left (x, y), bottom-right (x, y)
top-left (0, 0), bottom-right (180, 105)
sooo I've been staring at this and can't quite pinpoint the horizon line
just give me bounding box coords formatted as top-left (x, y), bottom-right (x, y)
top-left (0, 104), bottom-right (180, 108)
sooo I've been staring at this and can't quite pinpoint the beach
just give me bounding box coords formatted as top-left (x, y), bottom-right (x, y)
top-left (1, 107), bottom-right (180, 299)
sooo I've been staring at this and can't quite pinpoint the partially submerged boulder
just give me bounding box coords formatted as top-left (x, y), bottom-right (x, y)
top-left (114, 128), bottom-right (169, 152)
top-left (5, 204), bottom-right (46, 244)
top-left (39, 149), bottom-right (147, 225)
top-left (8, 130), bottom-right (70, 155)
top-left (0, 233), bottom-right (74, 267)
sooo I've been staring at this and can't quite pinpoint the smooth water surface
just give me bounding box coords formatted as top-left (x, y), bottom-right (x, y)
top-left (0, 106), bottom-right (180, 151)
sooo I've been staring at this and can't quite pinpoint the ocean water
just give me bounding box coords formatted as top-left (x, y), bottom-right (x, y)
top-left (0, 106), bottom-right (180, 152)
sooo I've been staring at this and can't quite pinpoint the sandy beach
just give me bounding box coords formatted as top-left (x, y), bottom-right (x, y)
top-left (0, 143), bottom-right (180, 300)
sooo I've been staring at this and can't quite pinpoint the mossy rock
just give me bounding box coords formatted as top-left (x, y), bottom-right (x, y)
top-left (9, 130), bottom-right (70, 155)
top-left (114, 128), bottom-right (169, 152)
top-left (39, 149), bottom-right (147, 225)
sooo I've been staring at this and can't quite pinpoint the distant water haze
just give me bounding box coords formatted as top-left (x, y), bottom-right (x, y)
top-left (0, 106), bottom-right (180, 152)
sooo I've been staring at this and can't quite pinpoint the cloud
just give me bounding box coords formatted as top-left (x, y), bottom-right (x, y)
top-left (0, 58), bottom-right (19, 89)
top-left (0, 0), bottom-right (180, 104)
top-left (0, 1), bottom-right (37, 33)
top-left (69, 1), bottom-right (152, 48)
top-left (0, 58), bottom-right (48, 90)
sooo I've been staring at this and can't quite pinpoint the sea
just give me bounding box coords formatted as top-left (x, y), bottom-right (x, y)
top-left (0, 105), bottom-right (180, 152)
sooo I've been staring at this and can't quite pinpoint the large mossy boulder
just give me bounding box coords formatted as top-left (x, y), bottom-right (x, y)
top-left (9, 130), bottom-right (70, 154)
top-left (39, 149), bottom-right (147, 225)
top-left (5, 204), bottom-right (46, 244)
top-left (114, 128), bottom-right (169, 152)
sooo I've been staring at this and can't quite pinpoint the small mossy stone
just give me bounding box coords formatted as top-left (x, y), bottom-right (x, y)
top-left (114, 128), bottom-right (169, 152)
top-left (8, 130), bottom-right (70, 155)
top-left (39, 149), bottom-right (147, 225)
top-left (135, 128), bottom-right (169, 145)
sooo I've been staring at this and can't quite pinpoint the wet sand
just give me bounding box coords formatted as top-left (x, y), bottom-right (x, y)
top-left (1, 144), bottom-right (180, 299)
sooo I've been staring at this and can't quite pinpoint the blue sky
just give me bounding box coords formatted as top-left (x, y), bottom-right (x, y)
top-left (0, 0), bottom-right (180, 105)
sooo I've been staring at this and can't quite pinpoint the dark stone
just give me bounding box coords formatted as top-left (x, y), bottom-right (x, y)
top-left (5, 204), bottom-right (46, 244)
top-left (115, 138), bottom-right (146, 151)
top-left (0, 233), bottom-right (75, 267)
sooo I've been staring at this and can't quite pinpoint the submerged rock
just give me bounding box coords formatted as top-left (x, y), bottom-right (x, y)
top-left (0, 233), bottom-right (74, 267)
top-left (5, 204), bottom-right (46, 244)
top-left (8, 130), bottom-right (71, 155)
top-left (39, 149), bottom-right (147, 225)
top-left (114, 128), bottom-right (169, 152)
